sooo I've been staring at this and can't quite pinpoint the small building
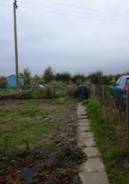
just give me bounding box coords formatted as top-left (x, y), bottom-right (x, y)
top-left (7, 74), bottom-right (24, 88)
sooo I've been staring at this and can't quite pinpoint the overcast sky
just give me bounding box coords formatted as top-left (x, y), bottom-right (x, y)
top-left (1, 0), bottom-right (129, 76)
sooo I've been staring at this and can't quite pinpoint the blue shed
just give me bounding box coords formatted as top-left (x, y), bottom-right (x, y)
top-left (7, 75), bottom-right (24, 87)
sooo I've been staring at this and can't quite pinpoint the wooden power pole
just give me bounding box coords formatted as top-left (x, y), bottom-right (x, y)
top-left (13, 0), bottom-right (19, 86)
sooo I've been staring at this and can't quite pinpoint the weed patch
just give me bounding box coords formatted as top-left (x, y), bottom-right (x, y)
top-left (84, 99), bottom-right (129, 184)
top-left (0, 98), bottom-right (84, 184)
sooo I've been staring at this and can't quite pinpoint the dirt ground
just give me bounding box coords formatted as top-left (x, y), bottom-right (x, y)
top-left (0, 98), bottom-right (85, 184)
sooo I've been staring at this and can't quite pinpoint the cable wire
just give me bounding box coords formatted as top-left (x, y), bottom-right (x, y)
top-left (18, 2), bottom-right (129, 26)
top-left (1, 0), bottom-right (129, 26)
top-left (20, 0), bottom-right (129, 20)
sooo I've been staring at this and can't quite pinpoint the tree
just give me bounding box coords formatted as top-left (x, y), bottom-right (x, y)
top-left (72, 74), bottom-right (85, 83)
top-left (55, 72), bottom-right (71, 83)
top-left (23, 68), bottom-right (31, 88)
top-left (43, 67), bottom-right (54, 82)
top-left (0, 76), bottom-right (7, 88)
top-left (88, 71), bottom-right (103, 84)
top-left (32, 74), bottom-right (42, 86)
top-left (102, 75), bottom-right (114, 85)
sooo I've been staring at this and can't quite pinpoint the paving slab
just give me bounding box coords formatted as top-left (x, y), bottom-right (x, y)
top-left (78, 125), bottom-right (90, 132)
top-left (78, 136), bottom-right (96, 147)
top-left (78, 119), bottom-right (90, 125)
top-left (78, 124), bottom-right (90, 130)
top-left (78, 132), bottom-right (94, 139)
top-left (78, 122), bottom-right (88, 127)
top-left (79, 158), bottom-right (105, 172)
top-left (77, 105), bottom-right (85, 114)
top-left (84, 132), bottom-right (94, 137)
top-left (77, 103), bottom-right (110, 184)
top-left (79, 116), bottom-right (88, 120)
top-left (79, 171), bottom-right (109, 184)
top-left (84, 147), bottom-right (101, 158)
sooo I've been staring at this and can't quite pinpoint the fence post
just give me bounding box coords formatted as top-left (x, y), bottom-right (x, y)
top-left (91, 84), bottom-right (96, 97)
top-left (126, 92), bottom-right (129, 139)
top-left (102, 85), bottom-right (105, 111)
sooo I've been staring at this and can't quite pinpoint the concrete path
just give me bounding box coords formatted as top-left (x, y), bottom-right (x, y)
top-left (77, 103), bottom-right (110, 184)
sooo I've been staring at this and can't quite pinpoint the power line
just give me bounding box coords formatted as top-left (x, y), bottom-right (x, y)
top-left (18, 1), bottom-right (129, 24)
top-left (18, 2), bottom-right (129, 26)
top-left (1, 0), bottom-right (129, 22)
top-left (20, 0), bottom-right (129, 20)
top-left (1, 0), bottom-right (129, 26)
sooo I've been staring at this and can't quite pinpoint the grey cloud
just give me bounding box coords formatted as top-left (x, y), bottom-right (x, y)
top-left (1, 0), bottom-right (129, 76)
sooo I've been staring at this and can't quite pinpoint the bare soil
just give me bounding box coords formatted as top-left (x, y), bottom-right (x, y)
top-left (0, 98), bottom-right (85, 184)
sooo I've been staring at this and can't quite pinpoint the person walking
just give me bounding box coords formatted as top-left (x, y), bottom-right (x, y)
top-left (76, 83), bottom-right (88, 101)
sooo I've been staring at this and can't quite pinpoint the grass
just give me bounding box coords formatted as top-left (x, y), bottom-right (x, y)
top-left (0, 88), bottom-right (17, 96)
top-left (14, 99), bottom-right (47, 104)
top-left (0, 97), bottom-right (77, 149)
top-left (84, 98), bottom-right (129, 184)
top-left (0, 107), bottom-right (59, 149)
top-left (15, 97), bottom-right (78, 106)
top-left (0, 98), bottom-right (84, 184)
top-left (49, 81), bottom-right (68, 96)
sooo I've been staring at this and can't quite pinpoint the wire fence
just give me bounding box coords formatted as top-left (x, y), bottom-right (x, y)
top-left (90, 84), bottom-right (129, 140)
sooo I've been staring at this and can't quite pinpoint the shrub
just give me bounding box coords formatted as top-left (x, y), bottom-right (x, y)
top-left (43, 67), bottom-right (54, 82)
top-left (36, 87), bottom-right (56, 99)
top-left (23, 68), bottom-right (31, 88)
top-left (0, 76), bottom-right (7, 88)
top-left (0, 90), bottom-right (32, 100)
top-left (67, 84), bottom-right (77, 98)
top-left (14, 90), bottom-right (32, 99)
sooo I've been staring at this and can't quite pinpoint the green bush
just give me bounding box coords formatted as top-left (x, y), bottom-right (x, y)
top-left (67, 84), bottom-right (77, 98)
top-left (36, 87), bottom-right (56, 99)
top-left (15, 90), bottom-right (32, 99)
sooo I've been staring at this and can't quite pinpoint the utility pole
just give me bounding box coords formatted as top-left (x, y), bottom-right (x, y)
top-left (13, 0), bottom-right (19, 86)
